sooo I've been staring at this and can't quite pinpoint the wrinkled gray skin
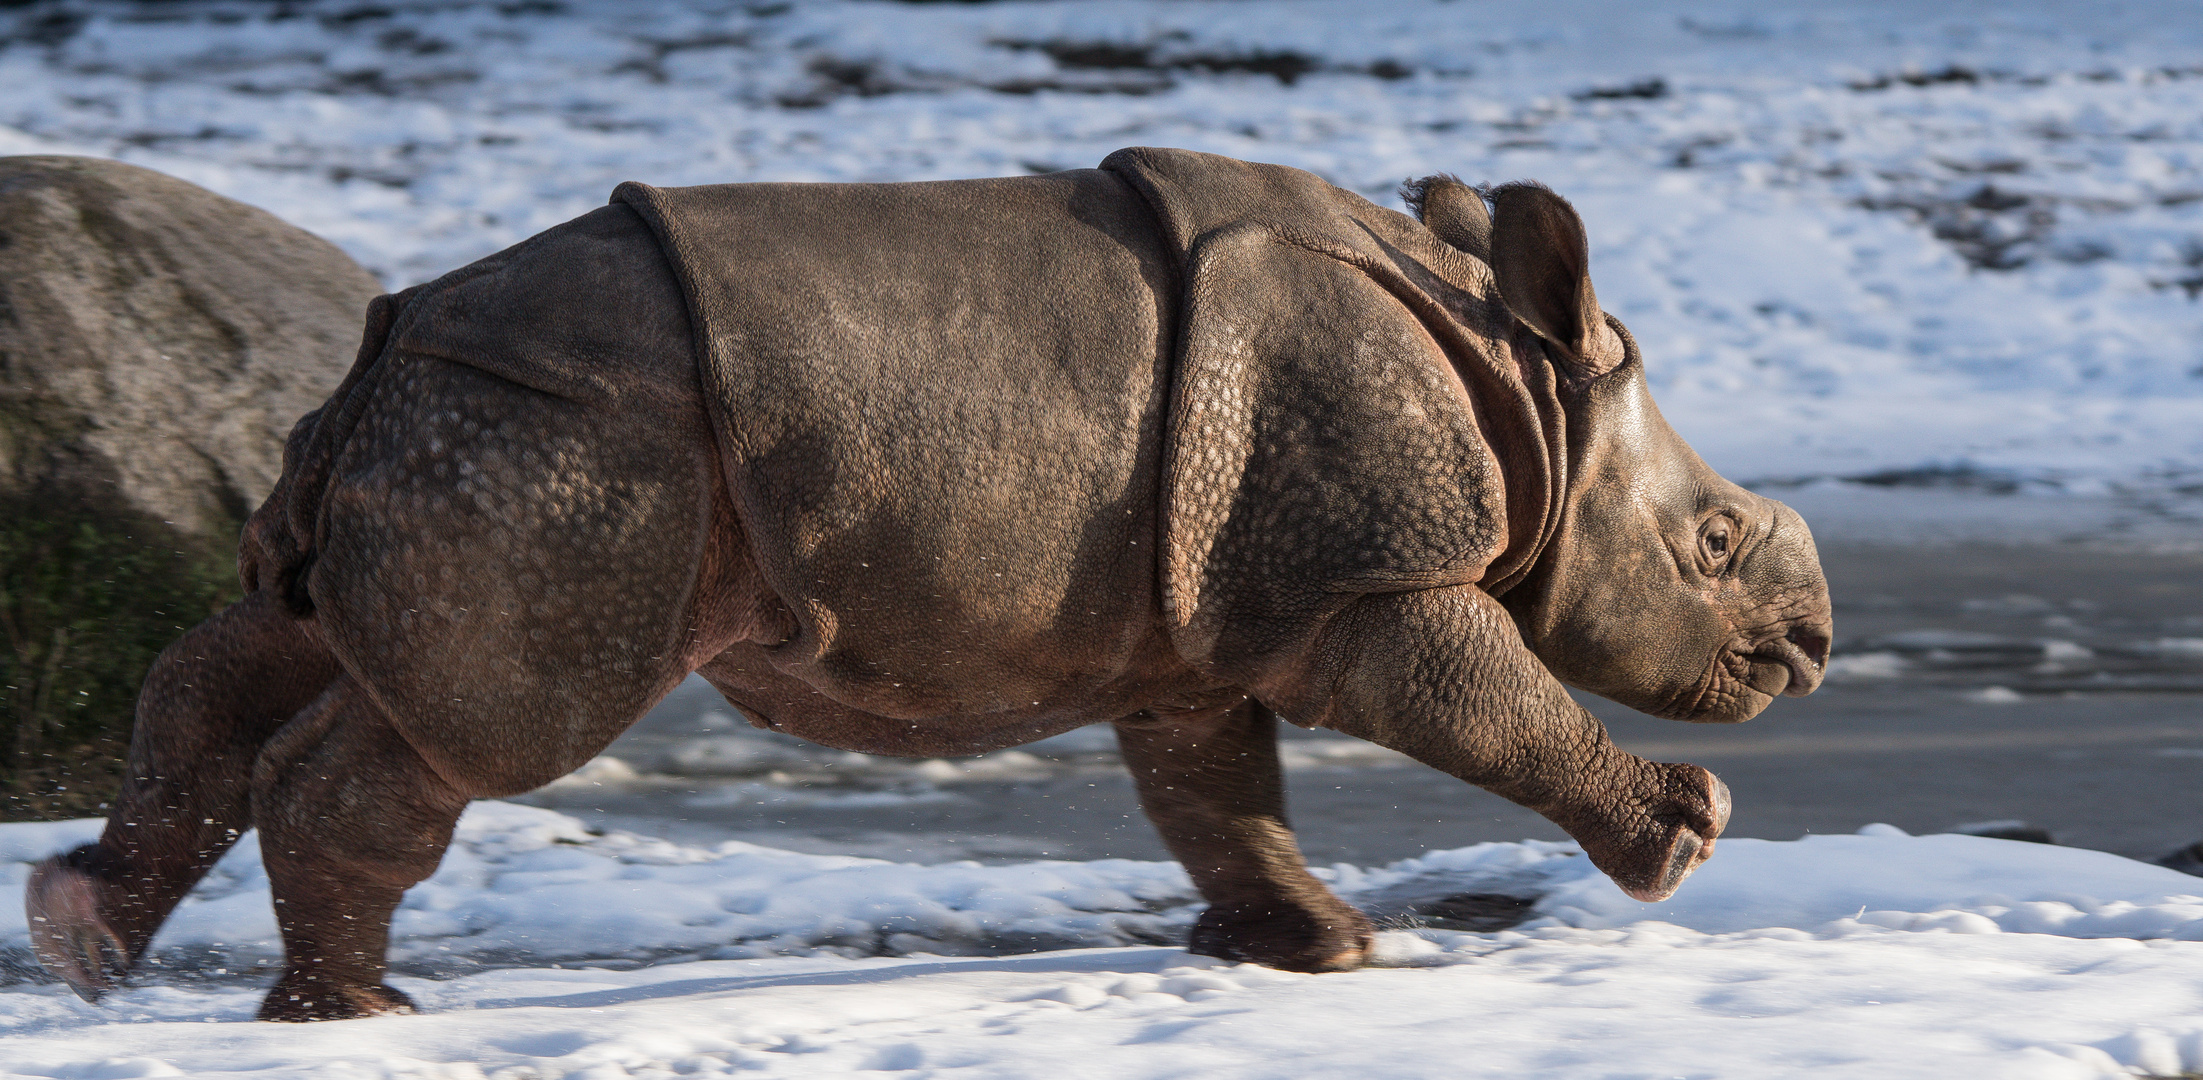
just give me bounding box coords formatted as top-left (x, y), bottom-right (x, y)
top-left (26, 150), bottom-right (1831, 1021)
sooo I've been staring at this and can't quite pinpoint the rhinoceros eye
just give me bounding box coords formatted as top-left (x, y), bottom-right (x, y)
top-left (1698, 516), bottom-right (1735, 571)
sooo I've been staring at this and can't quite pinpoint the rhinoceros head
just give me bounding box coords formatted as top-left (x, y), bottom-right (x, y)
top-left (1428, 178), bottom-right (1834, 722)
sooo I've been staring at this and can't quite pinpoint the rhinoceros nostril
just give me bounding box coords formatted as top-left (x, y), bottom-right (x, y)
top-left (1786, 624), bottom-right (1830, 669)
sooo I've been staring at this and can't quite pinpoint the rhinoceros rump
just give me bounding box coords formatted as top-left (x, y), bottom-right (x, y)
top-left (26, 149), bottom-right (1830, 1020)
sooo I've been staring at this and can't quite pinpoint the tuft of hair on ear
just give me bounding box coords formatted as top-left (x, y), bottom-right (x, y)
top-left (1398, 174), bottom-right (1454, 220)
top-left (1401, 173), bottom-right (1494, 261)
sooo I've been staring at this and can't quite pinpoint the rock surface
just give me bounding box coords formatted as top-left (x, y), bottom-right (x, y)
top-left (0, 155), bottom-right (378, 536)
top-left (0, 156), bottom-right (378, 818)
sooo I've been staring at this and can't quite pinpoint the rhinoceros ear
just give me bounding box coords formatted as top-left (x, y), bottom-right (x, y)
top-left (1489, 181), bottom-right (1625, 379)
top-left (1401, 174), bottom-right (1492, 262)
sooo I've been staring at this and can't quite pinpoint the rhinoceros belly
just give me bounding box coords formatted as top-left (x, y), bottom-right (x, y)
top-left (618, 170), bottom-right (1183, 728)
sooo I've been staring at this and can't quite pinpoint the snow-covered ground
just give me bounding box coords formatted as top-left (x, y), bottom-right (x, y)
top-left (5, 0), bottom-right (2203, 491)
top-left (9, 802), bottom-right (2203, 1078)
top-left (8, 1), bottom-right (2203, 1075)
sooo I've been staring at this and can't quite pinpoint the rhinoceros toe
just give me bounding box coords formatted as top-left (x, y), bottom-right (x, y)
top-left (25, 847), bottom-right (130, 1003)
top-left (1186, 896), bottom-right (1375, 973)
top-left (257, 973), bottom-right (418, 1023)
top-left (1583, 765), bottom-right (1731, 903)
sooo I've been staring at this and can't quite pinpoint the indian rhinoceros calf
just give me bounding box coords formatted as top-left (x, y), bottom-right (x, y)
top-left (27, 148), bottom-right (1831, 1020)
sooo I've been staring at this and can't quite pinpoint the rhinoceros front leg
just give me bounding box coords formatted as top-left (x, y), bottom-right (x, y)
top-left (1261, 584), bottom-right (1730, 903)
top-left (1115, 700), bottom-right (1373, 972)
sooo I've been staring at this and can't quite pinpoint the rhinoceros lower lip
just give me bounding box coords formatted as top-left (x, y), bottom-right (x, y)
top-left (1747, 637), bottom-right (1824, 698)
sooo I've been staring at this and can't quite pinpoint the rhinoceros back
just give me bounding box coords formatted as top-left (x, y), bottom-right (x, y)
top-left (615, 171), bottom-right (1181, 723)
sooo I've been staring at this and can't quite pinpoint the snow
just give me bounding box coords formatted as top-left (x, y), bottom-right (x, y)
top-left (9, 803), bottom-right (2203, 1077)
top-left (8, 0), bottom-right (2203, 1075)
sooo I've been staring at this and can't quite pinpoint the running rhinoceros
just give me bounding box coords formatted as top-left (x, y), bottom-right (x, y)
top-left (27, 148), bottom-right (1831, 1020)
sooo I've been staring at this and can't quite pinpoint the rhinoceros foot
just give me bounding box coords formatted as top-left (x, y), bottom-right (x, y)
top-left (1578, 764), bottom-right (1732, 903)
top-left (25, 846), bottom-right (130, 1003)
top-left (257, 972), bottom-right (418, 1023)
top-left (1186, 895), bottom-right (1375, 973)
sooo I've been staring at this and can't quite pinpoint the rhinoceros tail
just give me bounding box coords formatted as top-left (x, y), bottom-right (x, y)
top-left (239, 287), bottom-right (416, 615)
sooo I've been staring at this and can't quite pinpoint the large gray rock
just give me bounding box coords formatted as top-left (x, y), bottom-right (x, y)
top-left (0, 156), bottom-right (380, 537)
top-left (0, 156), bottom-right (380, 821)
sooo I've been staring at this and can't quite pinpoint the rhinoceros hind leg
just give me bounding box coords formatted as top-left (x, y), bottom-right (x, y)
top-left (24, 591), bottom-right (342, 1001)
top-left (251, 674), bottom-right (467, 1021)
top-left (1115, 700), bottom-right (1373, 973)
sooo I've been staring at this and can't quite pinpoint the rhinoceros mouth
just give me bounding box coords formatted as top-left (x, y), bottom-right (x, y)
top-left (1669, 630), bottom-right (1825, 720)
top-left (1745, 630), bottom-right (1826, 698)
top-left (1657, 624), bottom-right (1828, 721)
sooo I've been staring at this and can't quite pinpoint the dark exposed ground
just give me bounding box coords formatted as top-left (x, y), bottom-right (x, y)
top-left (518, 538), bottom-right (2203, 869)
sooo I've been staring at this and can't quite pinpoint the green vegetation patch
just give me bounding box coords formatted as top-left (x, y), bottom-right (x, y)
top-left (0, 493), bottom-right (237, 820)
